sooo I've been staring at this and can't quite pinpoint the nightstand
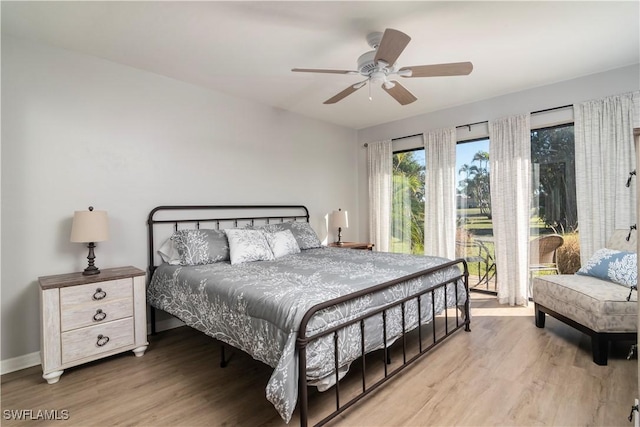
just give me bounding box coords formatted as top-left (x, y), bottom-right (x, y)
top-left (328, 242), bottom-right (375, 250)
top-left (39, 266), bottom-right (148, 384)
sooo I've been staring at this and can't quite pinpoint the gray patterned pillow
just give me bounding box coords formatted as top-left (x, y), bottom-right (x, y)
top-left (265, 229), bottom-right (301, 258)
top-left (250, 221), bottom-right (322, 250)
top-left (225, 229), bottom-right (275, 265)
top-left (289, 222), bottom-right (322, 249)
top-left (171, 229), bottom-right (230, 266)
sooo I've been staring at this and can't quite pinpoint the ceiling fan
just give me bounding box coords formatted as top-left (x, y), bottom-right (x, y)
top-left (292, 28), bottom-right (473, 105)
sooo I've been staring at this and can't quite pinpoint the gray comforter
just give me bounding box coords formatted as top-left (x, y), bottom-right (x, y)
top-left (147, 247), bottom-right (467, 422)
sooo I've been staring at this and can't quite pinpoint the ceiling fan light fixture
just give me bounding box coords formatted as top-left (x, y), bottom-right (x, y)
top-left (370, 70), bottom-right (386, 85)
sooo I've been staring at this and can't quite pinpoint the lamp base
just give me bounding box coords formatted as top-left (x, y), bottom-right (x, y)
top-left (336, 227), bottom-right (344, 246)
top-left (82, 266), bottom-right (101, 276)
top-left (83, 242), bottom-right (101, 275)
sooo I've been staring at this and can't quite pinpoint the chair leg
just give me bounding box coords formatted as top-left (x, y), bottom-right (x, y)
top-left (534, 306), bottom-right (545, 328)
top-left (591, 335), bottom-right (609, 366)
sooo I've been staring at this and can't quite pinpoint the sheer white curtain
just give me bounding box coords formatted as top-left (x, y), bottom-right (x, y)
top-left (489, 114), bottom-right (531, 306)
top-left (367, 140), bottom-right (392, 252)
top-left (392, 173), bottom-right (412, 252)
top-left (575, 92), bottom-right (639, 263)
top-left (424, 128), bottom-right (457, 259)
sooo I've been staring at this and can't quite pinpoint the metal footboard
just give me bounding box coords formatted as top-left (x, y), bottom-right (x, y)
top-left (296, 259), bottom-right (470, 427)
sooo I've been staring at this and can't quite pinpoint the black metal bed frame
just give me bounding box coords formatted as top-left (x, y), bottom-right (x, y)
top-left (147, 205), bottom-right (471, 426)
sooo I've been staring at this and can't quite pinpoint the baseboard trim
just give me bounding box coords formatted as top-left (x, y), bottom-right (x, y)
top-left (1, 351), bottom-right (41, 375)
top-left (2, 319), bottom-right (185, 376)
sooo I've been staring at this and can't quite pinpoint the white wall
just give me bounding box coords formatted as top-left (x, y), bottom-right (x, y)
top-left (0, 36), bottom-right (358, 365)
top-left (356, 64), bottom-right (640, 241)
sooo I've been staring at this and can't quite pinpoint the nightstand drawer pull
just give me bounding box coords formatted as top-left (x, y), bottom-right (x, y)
top-left (96, 334), bottom-right (110, 347)
top-left (93, 309), bottom-right (107, 322)
top-left (92, 288), bottom-right (107, 300)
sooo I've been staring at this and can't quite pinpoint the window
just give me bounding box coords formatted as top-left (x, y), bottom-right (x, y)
top-left (456, 138), bottom-right (496, 291)
top-left (530, 124), bottom-right (579, 274)
top-left (530, 124), bottom-right (577, 235)
top-left (391, 149), bottom-right (425, 254)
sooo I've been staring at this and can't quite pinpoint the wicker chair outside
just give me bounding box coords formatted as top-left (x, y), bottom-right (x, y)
top-left (529, 234), bottom-right (564, 276)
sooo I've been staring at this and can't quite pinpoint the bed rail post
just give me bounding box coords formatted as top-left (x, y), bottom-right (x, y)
top-left (462, 260), bottom-right (471, 332)
top-left (298, 337), bottom-right (309, 427)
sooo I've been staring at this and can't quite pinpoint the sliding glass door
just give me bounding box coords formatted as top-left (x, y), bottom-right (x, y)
top-left (391, 149), bottom-right (425, 255)
top-left (530, 124), bottom-right (579, 277)
top-left (456, 138), bottom-right (496, 292)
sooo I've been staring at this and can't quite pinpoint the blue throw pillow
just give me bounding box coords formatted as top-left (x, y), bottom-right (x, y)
top-left (576, 248), bottom-right (637, 287)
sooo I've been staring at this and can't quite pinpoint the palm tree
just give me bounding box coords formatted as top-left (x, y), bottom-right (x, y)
top-left (392, 152), bottom-right (425, 254)
top-left (458, 150), bottom-right (491, 218)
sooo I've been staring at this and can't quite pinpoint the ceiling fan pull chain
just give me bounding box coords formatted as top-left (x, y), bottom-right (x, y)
top-left (369, 80), bottom-right (372, 101)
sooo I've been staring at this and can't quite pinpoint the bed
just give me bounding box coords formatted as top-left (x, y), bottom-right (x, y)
top-left (146, 205), bottom-right (470, 426)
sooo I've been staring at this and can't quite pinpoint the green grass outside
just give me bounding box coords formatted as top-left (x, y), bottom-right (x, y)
top-left (457, 208), bottom-right (567, 281)
top-left (391, 208), bottom-right (573, 280)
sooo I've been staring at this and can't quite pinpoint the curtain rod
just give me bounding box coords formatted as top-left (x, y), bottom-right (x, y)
top-left (530, 104), bottom-right (572, 115)
top-left (363, 104), bottom-right (574, 146)
top-left (455, 104), bottom-right (573, 130)
top-left (363, 132), bottom-right (424, 147)
top-left (456, 120), bottom-right (488, 130)
top-left (392, 133), bottom-right (423, 141)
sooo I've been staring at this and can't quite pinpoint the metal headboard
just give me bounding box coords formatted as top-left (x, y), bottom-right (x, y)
top-left (146, 205), bottom-right (310, 334)
top-left (147, 204), bottom-right (310, 276)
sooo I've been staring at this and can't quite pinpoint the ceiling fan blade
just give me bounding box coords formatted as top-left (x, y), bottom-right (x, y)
top-left (399, 62), bottom-right (473, 78)
top-left (323, 82), bottom-right (366, 104)
top-left (374, 28), bottom-right (411, 66)
top-left (292, 68), bottom-right (358, 75)
top-left (382, 81), bottom-right (417, 105)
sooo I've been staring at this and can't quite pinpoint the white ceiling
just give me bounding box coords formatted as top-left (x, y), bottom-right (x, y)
top-left (2, 1), bottom-right (639, 130)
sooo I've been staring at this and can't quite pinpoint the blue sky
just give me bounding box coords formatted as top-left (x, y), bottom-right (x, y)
top-left (456, 138), bottom-right (490, 185)
top-left (407, 138), bottom-right (490, 188)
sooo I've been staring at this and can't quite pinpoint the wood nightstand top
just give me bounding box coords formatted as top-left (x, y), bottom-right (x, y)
top-left (328, 242), bottom-right (374, 250)
top-left (39, 266), bottom-right (145, 290)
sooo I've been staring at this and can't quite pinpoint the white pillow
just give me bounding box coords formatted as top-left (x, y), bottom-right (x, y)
top-left (265, 229), bottom-right (301, 258)
top-left (224, 229), bottom-right (275, 265)
top-left (157, 238), bottom-right (181, 265)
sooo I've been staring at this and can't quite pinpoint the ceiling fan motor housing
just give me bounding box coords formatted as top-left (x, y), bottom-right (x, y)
top-left (357, 51), bottom-right (378, 75)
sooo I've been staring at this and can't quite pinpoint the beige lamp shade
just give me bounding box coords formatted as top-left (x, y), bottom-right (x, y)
top-left (331, 209), bottom-right (349, 229)
top-left (70, 207), bottom-right (109, 243)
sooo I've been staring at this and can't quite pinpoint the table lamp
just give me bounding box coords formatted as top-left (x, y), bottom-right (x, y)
top-left (331, 208), bottom-right (348, 246)
top-left (70, 206), bottom-right (109, 275)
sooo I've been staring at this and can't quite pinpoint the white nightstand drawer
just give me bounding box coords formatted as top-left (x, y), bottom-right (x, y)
top-left (61, 298), bottom-right (133, 332)
top-left (40, 266), bottom-right (147, 384)
top-left (61, 317), bottom-right (134, 364)
top-left (60, 278), bottom-right (132, 307)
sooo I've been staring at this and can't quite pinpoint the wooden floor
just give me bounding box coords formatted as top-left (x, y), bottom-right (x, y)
top-left (2, 293), bottom-right (637, 426)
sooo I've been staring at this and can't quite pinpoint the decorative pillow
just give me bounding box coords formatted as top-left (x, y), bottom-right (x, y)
top-left (249, 221), bottom-right (322, 250)
top-left (265, 229), bottom-right (301, 258)
top-left (224, 229), bottom-right (275, 265)
top-left (576, 248), bottom-right (637, 287)
top-left (170, 229), bottom-right (230, 266)
top-left (289, 221), bottom-right (323, 249)
top-left (157, 238), bottom-right (181, 265)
